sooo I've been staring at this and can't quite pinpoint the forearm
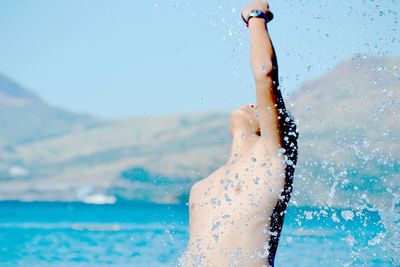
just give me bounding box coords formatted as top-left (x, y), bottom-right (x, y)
top-left (248, 19), bottom-right (277, 86)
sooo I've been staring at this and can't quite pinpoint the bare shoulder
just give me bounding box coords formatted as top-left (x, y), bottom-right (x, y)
top-left (189, 180), bottom-right (202, 196)
top-left (188, 167), bottom-right (224, 202)
top-left (188, 177), bottom-right (208, 204)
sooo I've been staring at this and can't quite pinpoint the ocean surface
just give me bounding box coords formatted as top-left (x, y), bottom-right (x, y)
top-left (0, 201), bottom-right (396, 267)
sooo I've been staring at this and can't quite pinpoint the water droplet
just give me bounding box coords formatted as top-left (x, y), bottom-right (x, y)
top-left (224, 193), bottom-right (232, 204)
top-left (222, 214), bottom-right (230, 219)
top-left (213, 234), bottom-right (219, 242)
top-left (368, 232), bottom-right (385, 246)
top-left (286, 159), bottom-right (294, 166)
top-left (331, 213), bottom-right (340, 223)
top-left (344, 235), bottom-right (356, 247)
top-left (261, 65), bottom-right (267, 73)
top-left (211, 220), bottom-right (220, 231)
top-left (253, 176), bottom-right (260, 184)
top-left (341, 210), bottom-right (354, 221)
top-left (269, 186), bottom-right (274, 192)
top-left (304, 211), bottom-right (313, 220)
top-left (210, 197), bottom-right (221, 207)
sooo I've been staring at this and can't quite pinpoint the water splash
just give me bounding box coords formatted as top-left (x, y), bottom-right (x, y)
top-left (377, 191), bottom-right (400, 265)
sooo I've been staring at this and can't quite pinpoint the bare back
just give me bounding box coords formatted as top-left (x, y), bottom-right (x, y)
top-left (185, 139), bottom-right (286, 266)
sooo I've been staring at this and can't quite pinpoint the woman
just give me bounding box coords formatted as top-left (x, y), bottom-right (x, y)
top-left (181, 1), bottom-right (299, 266)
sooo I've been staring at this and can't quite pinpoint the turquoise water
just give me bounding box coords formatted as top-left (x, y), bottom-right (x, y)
top-left (0, 201), bottom-right (395, 266)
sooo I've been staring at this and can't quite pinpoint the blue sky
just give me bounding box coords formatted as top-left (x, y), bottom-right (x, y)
top-left (0, 0), bottom-right (398, 118)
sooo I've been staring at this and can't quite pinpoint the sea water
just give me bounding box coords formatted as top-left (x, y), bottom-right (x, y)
top-left (0, 201), bottom-right (396, 267)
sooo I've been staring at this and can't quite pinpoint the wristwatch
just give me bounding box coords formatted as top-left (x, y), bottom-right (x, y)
top-left (242, 9), bottom-right (274, 27)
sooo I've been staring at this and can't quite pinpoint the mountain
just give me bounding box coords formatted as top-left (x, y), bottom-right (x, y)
top-left (0, 108), bottom-right (231, 203)
top-left (289, 55), bottom-right (400, 208)
top-left (0, 55), bottom-right (398, 208)
top-left (0, 74), bottom-right (100, 146)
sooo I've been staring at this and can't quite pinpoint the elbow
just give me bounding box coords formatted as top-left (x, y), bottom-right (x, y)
top-left (255, 73), bottom-right (274, 90)
top-left (253, 61), bottom-right (274, 85)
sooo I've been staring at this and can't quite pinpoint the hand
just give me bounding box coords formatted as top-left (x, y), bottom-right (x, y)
top-left (241, 0), bottom-right (270, 22)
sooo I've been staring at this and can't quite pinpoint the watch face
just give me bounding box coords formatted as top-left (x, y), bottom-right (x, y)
top-left (249, 9), bottom-right (262, 16)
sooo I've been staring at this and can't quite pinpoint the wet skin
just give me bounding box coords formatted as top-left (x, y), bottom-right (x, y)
top-left (186, 131), bottom-right (286, 266)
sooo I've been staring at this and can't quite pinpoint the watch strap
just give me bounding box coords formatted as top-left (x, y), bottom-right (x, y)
top-left (242, 10), bottom-right (274, 27)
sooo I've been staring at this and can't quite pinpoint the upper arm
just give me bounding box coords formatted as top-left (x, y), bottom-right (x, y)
top-left (254, 65), bottom-right (282, 150)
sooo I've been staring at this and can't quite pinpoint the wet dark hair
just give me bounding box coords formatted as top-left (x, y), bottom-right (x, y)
top-left (266, 49), bottom-right (299, 267)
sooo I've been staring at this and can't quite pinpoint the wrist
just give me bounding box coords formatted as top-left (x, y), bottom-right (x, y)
top-left (248, 18), bottom-right (267, 29)
top-left (243, 9), bottom-right (273, 28)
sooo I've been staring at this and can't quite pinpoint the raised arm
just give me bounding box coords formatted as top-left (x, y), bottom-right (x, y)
top-left (243, 1), bottom-right (282, 150)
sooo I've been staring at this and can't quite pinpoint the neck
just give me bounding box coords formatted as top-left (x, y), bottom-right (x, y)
top-left (227, 131), bottom-right (258, 163)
